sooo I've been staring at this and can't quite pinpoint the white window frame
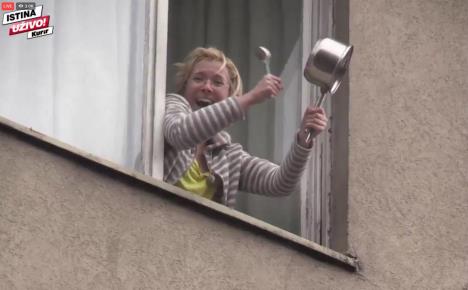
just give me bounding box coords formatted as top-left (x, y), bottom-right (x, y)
top-left (300, 0), bottom-right (334, 246)
top-left (141, 0), bottom-right (168, 180)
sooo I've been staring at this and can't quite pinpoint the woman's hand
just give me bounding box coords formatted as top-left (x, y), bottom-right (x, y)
top-left (237, 74), bottom-right (283, 111)
top-left (297, 106), bottom-right (328, 148)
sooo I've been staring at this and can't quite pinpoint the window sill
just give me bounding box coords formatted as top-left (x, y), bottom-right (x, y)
top-left (0, 115), bottom-right (359, 272)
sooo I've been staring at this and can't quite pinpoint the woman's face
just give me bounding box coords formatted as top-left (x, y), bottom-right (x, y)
top-left (184, 60), bottom-right (230, 109)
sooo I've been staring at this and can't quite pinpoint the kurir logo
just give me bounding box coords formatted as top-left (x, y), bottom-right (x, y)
top-left (2, 2), bottom-right (54, 39)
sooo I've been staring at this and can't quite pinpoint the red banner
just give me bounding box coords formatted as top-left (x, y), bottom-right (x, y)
top-left (9, 15), bottom-right (50, 36)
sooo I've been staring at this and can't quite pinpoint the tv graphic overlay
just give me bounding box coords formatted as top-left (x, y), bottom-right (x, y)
top-left (2, 2), bottom-right (54, 39)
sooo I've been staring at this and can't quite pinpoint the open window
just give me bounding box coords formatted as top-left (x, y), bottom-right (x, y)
top-left (166, 0), bottom-right (347, 248)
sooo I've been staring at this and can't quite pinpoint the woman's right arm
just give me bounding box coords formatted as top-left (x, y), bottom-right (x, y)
top-left (163, 94), bottom-right (245, 150)
top-left (164, 74), bottom-right (283, 150)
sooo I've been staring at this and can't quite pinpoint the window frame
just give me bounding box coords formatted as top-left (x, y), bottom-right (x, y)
top-left (300, 0), bottom-right (334, 246)
top-left (142, 0), bottom-right (168, 180)
top-left (145, 0), bottom-right (349, 250)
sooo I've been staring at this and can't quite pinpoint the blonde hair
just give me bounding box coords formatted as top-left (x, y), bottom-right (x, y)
top-left (174, 47), bottom-right (243, 97)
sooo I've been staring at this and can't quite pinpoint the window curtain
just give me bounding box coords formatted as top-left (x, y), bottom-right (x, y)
top-left (0, 0), bottom-right (147, 171)
top-left (168, 0), bottom-right (303, 234)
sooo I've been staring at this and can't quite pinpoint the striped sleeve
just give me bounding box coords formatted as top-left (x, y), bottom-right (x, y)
top-left (238, 138), bottom-right (312, 196)
top-left (164, 94), bottom-right (245, 150)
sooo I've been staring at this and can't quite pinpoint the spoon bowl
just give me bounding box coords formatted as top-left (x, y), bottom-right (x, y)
top-left (255, 46), bottom-right (272, 75)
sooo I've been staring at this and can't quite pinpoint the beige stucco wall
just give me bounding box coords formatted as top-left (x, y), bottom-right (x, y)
top-left (349, 0), bottom-right (468, 289)
top-left (0, 127), bottom-right (355, 289)
top-left (1, 0), bottom-right (468, 289)
top-left (349, 0), bottom-right (468, 288)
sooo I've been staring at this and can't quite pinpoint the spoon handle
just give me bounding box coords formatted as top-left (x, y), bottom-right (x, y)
top-left (264, 59), bottom-right (271, 75)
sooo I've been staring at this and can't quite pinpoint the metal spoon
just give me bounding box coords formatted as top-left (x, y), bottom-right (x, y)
top-left (255, 46), bottom-right (271, 75)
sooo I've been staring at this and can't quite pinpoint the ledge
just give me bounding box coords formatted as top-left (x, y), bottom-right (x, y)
top-left (0, 115), bottom-right (359, 272)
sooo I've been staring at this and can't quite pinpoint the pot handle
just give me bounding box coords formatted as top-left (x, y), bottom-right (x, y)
top-left (305, 90), bottom-right (331, 143)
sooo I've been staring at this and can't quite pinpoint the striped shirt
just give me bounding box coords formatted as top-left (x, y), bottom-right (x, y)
top-left (163, 93), bottom-right (313, 208)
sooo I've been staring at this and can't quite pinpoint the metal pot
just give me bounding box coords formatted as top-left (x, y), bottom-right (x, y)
top-left (303, 38), bottom-right (353, 143)
top-left (304, 37), bottom-right (353, 95)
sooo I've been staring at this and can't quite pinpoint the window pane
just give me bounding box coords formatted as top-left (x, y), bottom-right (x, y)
top-left (0, 0), bottom-right (148, 171)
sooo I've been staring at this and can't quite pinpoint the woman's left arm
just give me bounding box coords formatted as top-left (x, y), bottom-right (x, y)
top-left (238, 106), bottom-right (328, 196)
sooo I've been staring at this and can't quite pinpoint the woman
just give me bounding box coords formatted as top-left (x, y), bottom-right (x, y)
top-left (164, 47), bottom-right (327, 208)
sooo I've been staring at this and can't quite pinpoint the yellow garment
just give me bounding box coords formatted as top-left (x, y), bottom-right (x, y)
top-left (175, 159), bottom-right (216, 200)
